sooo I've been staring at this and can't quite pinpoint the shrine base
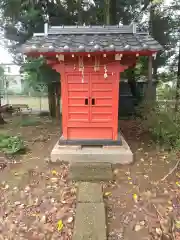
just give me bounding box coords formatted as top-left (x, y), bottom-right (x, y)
top-left (50, 133), bottom-right (133, 165)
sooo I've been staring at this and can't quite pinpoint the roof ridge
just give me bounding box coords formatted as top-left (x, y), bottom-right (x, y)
top-left (34, 24), bottom-right (137, 37)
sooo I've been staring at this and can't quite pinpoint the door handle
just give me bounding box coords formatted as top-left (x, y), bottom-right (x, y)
top-left (85, 98), bottom-right (88, 105)
top-left (92, 98), bottom-right (95, 105)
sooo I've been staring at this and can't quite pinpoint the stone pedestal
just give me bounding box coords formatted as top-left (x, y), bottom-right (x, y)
top-left (50, 133), bottom-right (133, 165)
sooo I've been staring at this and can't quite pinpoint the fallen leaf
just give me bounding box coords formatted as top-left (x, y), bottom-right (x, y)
top-left (176, 172), bottom-right (180, 178)
top-left (134, 224), bottom-right (143, 232)
top-left (104, 192), bottom-right (112, 197)
top-left (139, 221), bottom-right (145, 226)
top-left (167, 206), bottom-right (173, 212)
top-left (14, 201), bottom-right (21, 206)
top-left (113, 169), bottom-right (119, 175)
top-left (70, 187), bottom-right (77, 195)
top-left (175, 221), bottom-right (180, 229)
top-left (52, 170), bottom-right (58, 176)
top-left (133, 194), bottom-right (138, 203)
top-left (24, 186), bottom-right (30, 192)
top-left (57, 220), bottom-right (63, 232)
top-left (163, 189), bottom-right (168, 194)
top-left (4, 184), bottom-right (9, 190)
top-left (50, 177), bottom-right (58, 183)
top-left (67, 217), bottom-right (73, 223)
top-left (40, 215), bottom-right (46, 224)
top-left (156, 227), bottom-right (162, 235)
top-left (175, 181), bottom-right (180, 187)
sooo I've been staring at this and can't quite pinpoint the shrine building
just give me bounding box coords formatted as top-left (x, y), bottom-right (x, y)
top-left (21, 24), bottom-right (162, 164)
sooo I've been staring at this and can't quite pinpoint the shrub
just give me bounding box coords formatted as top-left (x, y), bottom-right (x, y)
top-left (0, 134), bottom-right (26, 155)
top-left (138, 98), bottom-right (180, 150)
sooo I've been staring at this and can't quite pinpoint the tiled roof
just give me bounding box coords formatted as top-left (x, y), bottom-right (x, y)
top-left (21, 25), bottom-right (162, 54)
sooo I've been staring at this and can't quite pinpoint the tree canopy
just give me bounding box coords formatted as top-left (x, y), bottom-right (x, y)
top-left (0, 0), bottom-right (178, 72)
top-left (0, 0), bottom-right (179, 89)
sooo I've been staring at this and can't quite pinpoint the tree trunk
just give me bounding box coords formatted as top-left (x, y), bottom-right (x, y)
top-left (175, 44), bottom-right (180, 112)
top-left (105, 0), bottom-right (110, 24)
top-left (0, 114), bottom-right (6, 124)
top-left (77, 0), bottom-right (83, 24)
top-left (145, 55), bottom-right (153, 100)
top-left (109, 0), bottom-right (117, 24)
top-left (0, 97), bottom-right (6, 124)
top-left (144, 4), bottom-right (154, 101)
top-left (127, 68), bottom-right (137, 97)
top-left (153, 58), bottom-right (158, 80)
top-left (55, 82), bottom-right (60, 120)
top-left (48, 84), bottom-right (56, 118)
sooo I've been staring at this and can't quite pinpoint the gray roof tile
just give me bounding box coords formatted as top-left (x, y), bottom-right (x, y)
top-left (21, 25), bottom-right (163, 54)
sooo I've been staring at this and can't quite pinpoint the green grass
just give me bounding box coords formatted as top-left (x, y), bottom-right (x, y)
top-left (19, 118), bottom-right (42, 127)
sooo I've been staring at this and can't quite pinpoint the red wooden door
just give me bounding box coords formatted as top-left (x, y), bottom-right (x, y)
top-left (65, 71), bottom-right (119, 140)
top-left (90, 72), bottom-right (118, 140)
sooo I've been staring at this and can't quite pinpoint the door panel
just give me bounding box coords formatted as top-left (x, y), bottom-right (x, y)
top-left (68, 90), bottom-right (89, 98)
top-left (90, 73), bottom-right (114, 124)
top-left (91, 113), bottom-right (112, 122)
top-left (67, 74), bottom-right (90, 123)
top-left (91, 106), bottom-right (112, 113)
top-left (68, 112), bottom-right (89, 122)
top-left (91, 90), bottom-right (112, 98)
top-left (67, 127), bottom-right (113, 139)
top-left (68, 97), bottom-right (86, 105)
top-left (92, 83), bottom-right (112, 90)
top-left (68, 83), bottom-right (88, 90)
top-left (94, 97), bottom-right (112, 105)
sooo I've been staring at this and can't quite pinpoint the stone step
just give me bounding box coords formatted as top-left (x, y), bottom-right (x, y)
top-left (69, 162), bottom-right (113, 182)
top-left (72, 202), bottom-right (106, 240)
top-left (77, 182), bottom-right (103, 203)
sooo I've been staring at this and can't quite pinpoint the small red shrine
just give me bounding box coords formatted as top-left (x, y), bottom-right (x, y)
top-left (22, 24), bottom-right (162, 147)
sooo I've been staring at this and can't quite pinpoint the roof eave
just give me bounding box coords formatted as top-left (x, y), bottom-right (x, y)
top-left (23, 49), bottom-right (160, 57)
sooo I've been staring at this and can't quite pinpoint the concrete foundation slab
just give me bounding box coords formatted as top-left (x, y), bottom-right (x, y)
top-left (50, 133), bottom-right (133, 165)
